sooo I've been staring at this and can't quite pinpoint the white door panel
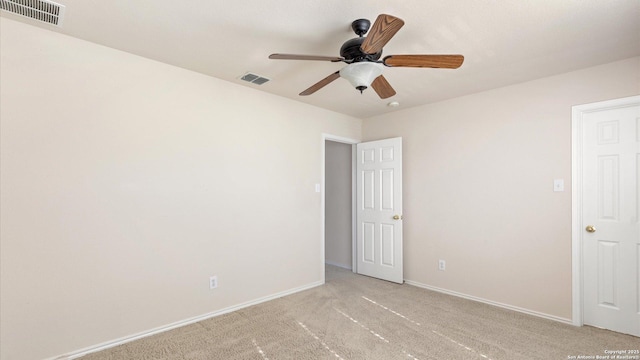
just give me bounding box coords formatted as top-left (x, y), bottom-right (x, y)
top-left (356, 137), bottom-right (403, 283)
top-left (582, 100), bottom-right (640, 337)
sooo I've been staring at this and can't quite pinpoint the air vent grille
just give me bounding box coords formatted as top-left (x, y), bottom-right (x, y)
top-left (240, 73), bottom-right (270, 85)
top-left (0, 0), bottom-right (65, 26)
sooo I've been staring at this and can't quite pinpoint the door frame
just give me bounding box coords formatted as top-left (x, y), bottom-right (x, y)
top-left (571, 95), bottom-right (640, 327)
top-left (322, 133), bottom-right (359, 281)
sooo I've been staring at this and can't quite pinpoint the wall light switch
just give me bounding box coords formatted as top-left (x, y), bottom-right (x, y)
top-left (553, 179), bottom-right (564, 192)
top-left (315, 183), bottom-right (321, 193)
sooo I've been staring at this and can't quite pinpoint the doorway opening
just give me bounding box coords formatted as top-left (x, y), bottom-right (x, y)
top-left (322, 134), bottom-right (405, 284)
top-left (323, 136), bottom-right (357, 274)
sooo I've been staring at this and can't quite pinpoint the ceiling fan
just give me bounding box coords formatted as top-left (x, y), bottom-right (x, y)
top-left (269, 14), bottom-right (464, 99)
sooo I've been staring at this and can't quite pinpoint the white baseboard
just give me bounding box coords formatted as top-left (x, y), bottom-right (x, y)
top-left (324, 261), bottom-right (352, 270)
top-left (51, 280), bottom-right (324, 360)
top-left (403, 279), bottom-right (573, 326)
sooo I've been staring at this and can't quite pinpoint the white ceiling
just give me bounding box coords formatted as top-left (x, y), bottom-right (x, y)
top-left (2, 0), bottom-right (639, 118)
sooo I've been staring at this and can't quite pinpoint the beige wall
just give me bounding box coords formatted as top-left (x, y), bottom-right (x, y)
top-left (324, 141), bottom-right (352, 269)
top-left (0, 19), bottom-right (361, 360)
top-left (363, 57), bottom-right (640, 320)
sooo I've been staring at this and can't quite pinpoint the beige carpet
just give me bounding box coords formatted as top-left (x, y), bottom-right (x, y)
top-left (80, 266), bottom-right (638, 359)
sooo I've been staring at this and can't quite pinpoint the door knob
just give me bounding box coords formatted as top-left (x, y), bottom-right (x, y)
top-left (585, 225), bottom-right (596, 233)
top-left (393, 215), bottom-right (402, 220)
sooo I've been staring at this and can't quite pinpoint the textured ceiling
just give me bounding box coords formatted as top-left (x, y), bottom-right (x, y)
top-left (2, 0), bottom-right (639, 118)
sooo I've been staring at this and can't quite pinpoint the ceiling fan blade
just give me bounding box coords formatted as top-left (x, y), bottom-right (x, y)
top-left (269, 54), bottom-right (344, 62)
top-left (360, 14), bottom-right (405, 55)
top-left (300, 71), bottom-right (341, 96)
top-left (383, 54), bottom-right (464, 68)
top-left (371, 75), bottom-right (396, 99)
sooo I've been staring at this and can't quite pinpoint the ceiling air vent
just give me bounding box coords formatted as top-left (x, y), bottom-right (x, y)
top-left (0, 0), bottom-right (66, 27)
top-left (240, 73), bottom-right (270, 85)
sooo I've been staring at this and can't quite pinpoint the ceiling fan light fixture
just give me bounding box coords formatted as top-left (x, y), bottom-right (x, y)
top-left (339, 62), bottom-right (383, 93)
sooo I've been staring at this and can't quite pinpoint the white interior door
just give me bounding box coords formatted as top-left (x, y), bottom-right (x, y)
top-left (581, 99), bottom-right (640, 337)
top-left (356, 137), bottom-right (403, 283)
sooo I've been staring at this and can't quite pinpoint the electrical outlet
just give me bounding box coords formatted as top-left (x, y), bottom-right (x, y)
top-left (438, 260), bottom-right (446, 271)
top-left (209, 276), bottom-right (218, 289)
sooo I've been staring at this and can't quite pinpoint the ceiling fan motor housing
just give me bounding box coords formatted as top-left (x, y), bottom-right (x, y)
top-left (340, 37), bottom-right (382, 62)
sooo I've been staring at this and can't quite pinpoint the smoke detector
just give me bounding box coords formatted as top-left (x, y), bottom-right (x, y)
top-left (0, 0), bottom-right (66, 27)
